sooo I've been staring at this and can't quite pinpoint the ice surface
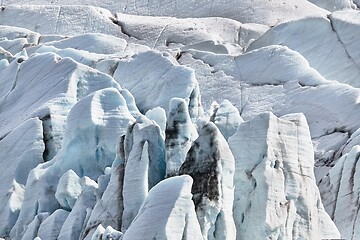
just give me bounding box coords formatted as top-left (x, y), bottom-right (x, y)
top-left (0, 118), bottom-right (44, 237)
top-left (165, 98), bottom-right (198, 177)
top-left (0, 1), bottom-right (355, 239)
top-left (179, 122), bottom-right (236, 239)
top-left (90, 225), bottom-right (122, 240)
top-left (0, 25), bottom-right (40, 45)
top-left (178, 45), bottom-right (360, 166)
top-left (113, 50), bottom-right (202, 114)
top-left (83, 157), bottom-right (123, 239)
top-left (58, 187), bottom-right (97, 240)
top-left (10, 88), bottom-right (135, 239)
top-left (319, 145), bottom-right (360, 239)
top-left (0, 5), bottom-right (125, 37)
top-left (121, 117), bottom-right (166, 231)
top-left (121, 175), bottom-right (203, 240)
top-left (37, 209), bottom-right (69, 240)
top-left (248, 15), bottom-right (360, 87)
top-left (43, 33), bottom-right (127, 54)
top-left (308, 0), bottom-right (357, 11)
top-left (211, 99), bottom-right (243, 140)
top-left (229, 112), bottom-right (340, 239)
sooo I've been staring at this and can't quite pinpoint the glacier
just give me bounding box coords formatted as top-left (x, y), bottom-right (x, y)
top-left (0, 1), bottom-right (360, 239)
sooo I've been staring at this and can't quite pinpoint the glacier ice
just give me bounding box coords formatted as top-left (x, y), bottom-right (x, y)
top-left (113, 50), bottom-right (202, 114)
top-left (248, 15), bottom-right (360, 87)
top-left (121, 117), bottom-right (166, 231)
top-left (211, 99), bottom-right (243, 140)
top-left (10, 88), bottom-right (136, 239)
top-left (36, 209), bottom-right (69, 240)
top-left (228, 112), bottom-right (340, 239)
top-left (121, 175), bottom-right (203, 240)
top-left (179, 122), bottom-right (236, 239)
top-left (0, 2), bottom-right (358, 239)
top-left (319, 145), bottom-right (360, 239)
top-left (165, 98), bottom-right (198, 177)
top-left (0, 118), bottom-right (44, 237)
top-left (58, 187), bottom-right (97, 240)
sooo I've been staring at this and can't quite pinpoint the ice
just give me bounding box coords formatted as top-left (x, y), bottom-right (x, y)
top-left (228, 112), bottom-right (340, 239)
top-left (0, 38), bottom-right (28, 55)
top-left (308, 0), bottom-right (357, 11)
top-left (42, 33), bottom-right (127, 54)
top-left (248, 15), bottom-right (360, 87)
top-left (319, 145), bottom-right (360, 239)
top-left (145, 107), bottom-right (167, 139)
top-left (0, 5), bottom-right (125, 37)
top-left (165, 98), bottom-right (198, 177)
top-left (113, 50), bottom-right (202, 114)
top-left (0, 1), bottom-right (355, 239)
top-left (37, 209), bottom-right (69, 240)
top-left (121, 175), bottom-right (203, 240)
top-left (0, 52), bottom-right (120, 144)
top-left (10, 88), bottom-right (135, 239)
top-left (21, 213), bottom-right (49, 240)
top-left (83, 157), bottom-right (124, 239)
top-left (211, 99), bottom-right (243, 140)
top-left (178, 45), bottom-right (360, 166)
top-left (90, 225), bottom-right (122, 240)
top-left (113, 0), bottom-right (327, 26)
top-left (0, 118), bottom-right (44, 237)
top-left (179, 122), bottom-right (236, 239)
top-left (121, 117), bottom-right (166, 231)
top-left (0, 25), bottom-right (40, 45)
top-left (58, 187), bottom-right (97, 240)
top-left (55, 170), bottom-right (97, 211)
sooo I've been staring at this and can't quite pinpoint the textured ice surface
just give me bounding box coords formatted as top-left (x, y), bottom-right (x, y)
top-left (248, 15), bottom-right (360, 87)
top-left (179, 122), bottom-right (236, 239)
top-left (0, 1), bottom-right (357, 239)
top-left (121, 118), bottom-right (166, 231)
top-left (0, 118), bottom-right (45, 236)
top-left (229, 112), bottom-right (340, 239)
top-left (121, 175), bottom-right (203, 240)
top-left (113, 50), bottom-right (202, 114)
top-left (165, 98), bottom-right (198, 177)
top-left (319, 145), bottom-right (360, 239)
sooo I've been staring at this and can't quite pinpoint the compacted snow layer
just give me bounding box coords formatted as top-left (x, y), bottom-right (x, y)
top-left (0, 2), bottom-right (358, 240)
